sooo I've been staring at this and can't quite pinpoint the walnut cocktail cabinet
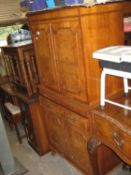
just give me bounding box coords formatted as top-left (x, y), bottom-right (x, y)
top-left (28, 3), bottom-right (125, 113)
top-left (27, 1), bottom-right (131, 174)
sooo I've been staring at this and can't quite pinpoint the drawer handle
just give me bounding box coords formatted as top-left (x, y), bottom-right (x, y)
top-left (35, 36), bottom-right (38, 40)
top-left (112, 132), bottom-right (124, 147)
top-left (36, 31), bottom-right (40, 36)
top-left (68, 117), bottom-right (76, 124)
top-left (57, 118), bottom-right (61, 125)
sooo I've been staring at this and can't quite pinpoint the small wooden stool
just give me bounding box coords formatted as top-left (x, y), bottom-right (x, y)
top-left (4, 102), bottom-right (26, 144)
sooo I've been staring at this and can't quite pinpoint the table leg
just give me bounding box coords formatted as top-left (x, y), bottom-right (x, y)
top-left (87, 136), bottom-right (101, 175)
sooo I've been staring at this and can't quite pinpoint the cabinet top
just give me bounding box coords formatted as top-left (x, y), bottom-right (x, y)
top-left (27, 1), bottom-right (131, 22)
top-left (27, 0), bottom-right (123, 13)
top-left (0, 83), bottom-right (38, 104)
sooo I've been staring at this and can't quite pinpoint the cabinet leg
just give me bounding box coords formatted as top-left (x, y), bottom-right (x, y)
top-left (87, 136), bottom-right (101, 175)
top-left (51, 150), bottom-right (56, 156)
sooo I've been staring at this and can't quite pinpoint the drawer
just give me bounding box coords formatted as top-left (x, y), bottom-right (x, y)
top-left (40, 96), bottom-right (90, 132)
top-left (94, 114), bottom-right (131, 163)
top-left (67, 125), bottom-right (92, 174)
top-left (39, 97), bottom-right (64, 117)
top-left (65, 110), bottom-right (90, 132)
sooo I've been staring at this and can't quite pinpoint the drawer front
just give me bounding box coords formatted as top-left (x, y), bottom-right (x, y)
top-left (67, 125), bottom-right (92, 174)
top-left (40, 96), bottom-right (64, 117)
top-left (94, 114), bottom-right (131, 161)
top-left (45, 110), bottom-right (67, 154)
top-left (65, 110), bottom-right (90, 133)
top-left (40, 96), bottom-right (90, 133)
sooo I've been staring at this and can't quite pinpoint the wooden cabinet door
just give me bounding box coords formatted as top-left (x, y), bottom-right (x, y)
top-left (41, 97), bottom-right (92, 173)
top-left (31, 22), bottom-right (59, 91)
top-left (51, 19), bottom-right (88, 102)
top-left (44, 105), bottom-right (68, 154)
top-left (67, 125), bottom-right (92, 174)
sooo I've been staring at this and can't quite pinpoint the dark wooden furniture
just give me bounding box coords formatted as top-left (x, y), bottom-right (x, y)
top-left (18, 95), bottom-right (49, 155)
top-left (0, 83), bottom-right (49, 155)
top-left (88, 92), bottom-right (131, 175)
top-left (0, 41), bottom-right (49, 154)
top-left (1, 41), bottom-right (38, 97)
top-left (27, 1), bottom-right (131, 174)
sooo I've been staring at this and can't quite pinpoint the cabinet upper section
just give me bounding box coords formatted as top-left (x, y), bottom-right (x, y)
top-left (27, 1), bottom-right (131, 115)
top-left (27, 1), bottom-right (130, 20)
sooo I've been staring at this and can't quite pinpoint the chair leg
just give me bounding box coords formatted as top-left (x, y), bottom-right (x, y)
top-left (12, 119), bottom-right (22, 144)
top-left (123, 78), bottom-right (128, 96)
top-left (8, 115), bottom-right (14, 130)
top-left (100, 69), bottom-right (106, 110)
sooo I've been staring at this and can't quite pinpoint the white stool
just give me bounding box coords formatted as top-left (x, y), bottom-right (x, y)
top-left (93, 46), bottom-right (131, 111)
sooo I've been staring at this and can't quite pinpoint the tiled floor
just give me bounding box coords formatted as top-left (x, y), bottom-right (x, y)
top-left (5, 121), bottom-right (131, 175)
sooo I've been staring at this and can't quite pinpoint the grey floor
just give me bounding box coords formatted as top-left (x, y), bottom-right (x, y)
top-left (5, 121), bottom-right (131, 175)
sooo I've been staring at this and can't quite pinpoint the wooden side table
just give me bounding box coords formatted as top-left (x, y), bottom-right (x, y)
top-left (1, 40), bottom-right (39, 97)
top-left (88, 93), bottom-right (131, 175)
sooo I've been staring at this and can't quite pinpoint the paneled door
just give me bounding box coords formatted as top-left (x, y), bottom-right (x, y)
top-left (51, 19), bottom-right (88, 103)
top-left (31, 22), bottom-right (59, 91)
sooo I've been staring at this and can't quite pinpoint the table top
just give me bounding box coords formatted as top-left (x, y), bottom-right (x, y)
top-left (0, 82), bottom-right (38, 104)
top-left (92, 92), bottom-right (131, 133)
top-left (0, 40), bottom-right (32, 49)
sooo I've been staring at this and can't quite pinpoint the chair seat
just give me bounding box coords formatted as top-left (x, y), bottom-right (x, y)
top-left (4, 102), bottom-right (26, 144)
top-left (4, 102), bottom-right (20, 115)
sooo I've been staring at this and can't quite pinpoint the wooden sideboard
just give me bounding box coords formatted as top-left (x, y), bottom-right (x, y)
top-left (88, 92), bottom-right (131, 175)
top-left (27, 1), bottom-right (131, 174)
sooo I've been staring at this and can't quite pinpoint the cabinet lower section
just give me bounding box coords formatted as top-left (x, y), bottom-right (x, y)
top-left (40, 96), bottom-right (121, 174)
top-left (40, 96), bottom-right (93, 174)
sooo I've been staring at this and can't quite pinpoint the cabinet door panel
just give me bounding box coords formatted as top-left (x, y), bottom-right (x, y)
top-left (44, 106), bottom-right (68, 154)
top-left (40, 97), bottom-right (92, 173)
top-left (52, 19), bottom-right (88, 102)
top-left (67, 126), bottom-right (92, 174)
top-left (31, 23), bottom-right (59, 91)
